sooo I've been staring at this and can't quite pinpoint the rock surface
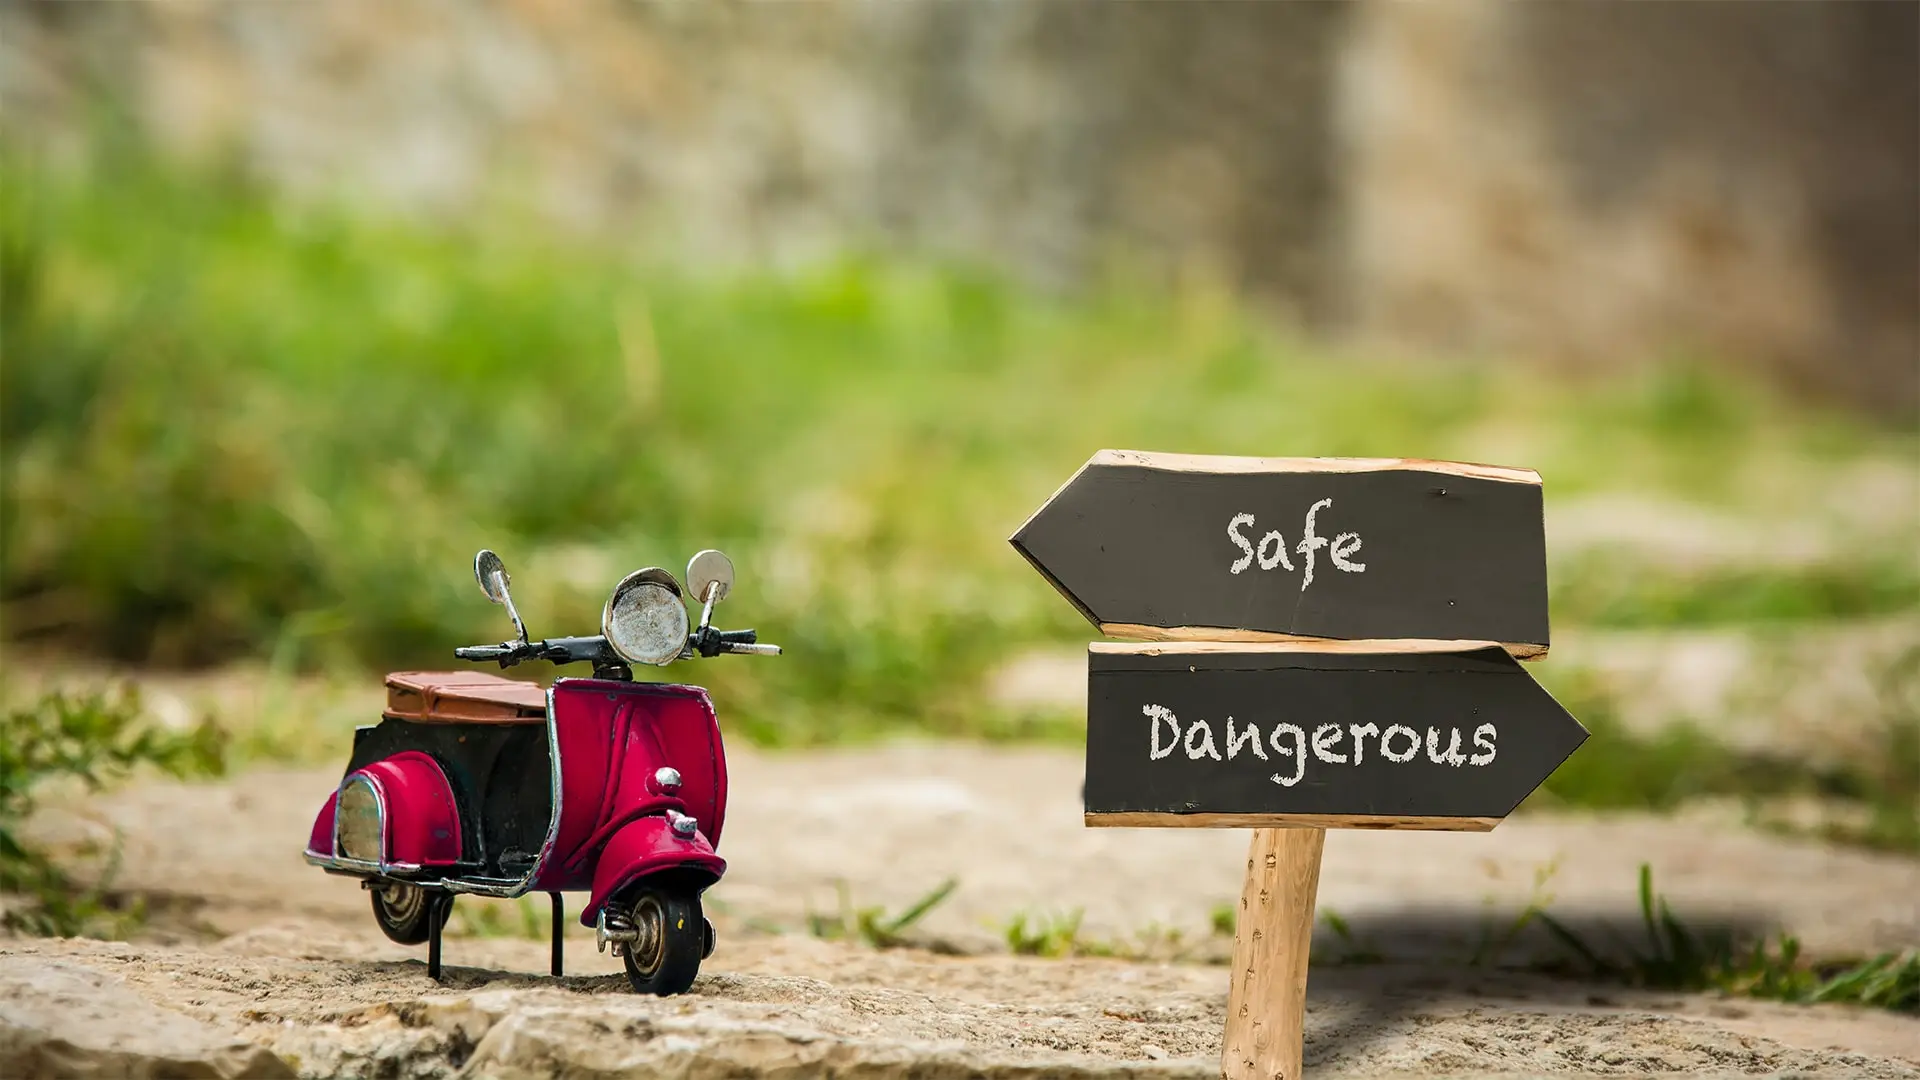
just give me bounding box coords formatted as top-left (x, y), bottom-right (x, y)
top-left (0, 954), bottom-right (293, 1079)
top-left (5, 934), bottom-right (1919, 1080)
top-left (4, 743), bottom-right (1917, 1078)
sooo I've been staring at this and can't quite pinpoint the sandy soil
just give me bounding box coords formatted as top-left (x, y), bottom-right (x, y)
top-left (4, 744), bottom-right (1918, 1078)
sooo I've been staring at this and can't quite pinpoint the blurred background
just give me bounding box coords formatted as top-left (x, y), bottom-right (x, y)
top-left (1, 2), bottom-right (1915, 851)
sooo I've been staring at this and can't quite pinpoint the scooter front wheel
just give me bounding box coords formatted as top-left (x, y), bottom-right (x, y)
top-left (620, 887), bottom-right (703, 996)
top-left (371, 882), bottom-right (453, 945)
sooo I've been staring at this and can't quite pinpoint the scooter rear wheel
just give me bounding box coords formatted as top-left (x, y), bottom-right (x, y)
top-left (620, 888), bottom-right (703, 996)
top-left (371, 882), bottom-right (453, 945)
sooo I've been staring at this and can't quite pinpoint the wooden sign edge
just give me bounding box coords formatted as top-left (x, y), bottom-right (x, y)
top-left (1010, 450), bottom-right (1544, 542)
top-left (1093, 632), bottom-right (1548, 660)
top-left (1088, 449), bottom-right (1543, 486)
top-left (1085, 811), bottom-right (1499, 832)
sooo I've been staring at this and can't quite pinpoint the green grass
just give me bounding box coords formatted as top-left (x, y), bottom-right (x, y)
top-left (1318, 909), bottom-right (1386, 966)
top-left (1540, 865), bottom-right (1918, 1013)
top-left (1002, 906), bottom-right (1232, 962)
top-left (0, 687), bottom-right (226, 935)
top-left (1529, 653), bottom-right (1919, 853)
top-left (2, 132), bottom-right (1915, 753)
top-left (1002, 864), bottom-right (1916, 1014)
top-left (805, 876), bottom-right (959, 949)
top-left (1003, 908), bottom-right (1092, 958)
top-left (1551, 555), bottom-right (1920, 628)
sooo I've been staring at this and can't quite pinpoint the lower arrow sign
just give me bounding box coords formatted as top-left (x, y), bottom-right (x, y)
top-left (1084, 641), bottom-right (1587, 831)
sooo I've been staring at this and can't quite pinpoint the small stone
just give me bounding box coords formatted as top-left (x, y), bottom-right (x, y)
top-left (1141, 1043), bottom-right (1169, 1060)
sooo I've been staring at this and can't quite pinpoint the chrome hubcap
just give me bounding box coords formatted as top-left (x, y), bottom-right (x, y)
top-left (627, 895), bottom-right (667, 976)
top-left (377, 883), bottom-right (426, 924)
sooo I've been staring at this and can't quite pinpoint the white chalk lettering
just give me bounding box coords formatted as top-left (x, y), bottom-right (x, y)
top-left (1470, 723), bottom-right (1498, 766)
top-left (1311, 723), bottom-right (1346, 764)
top-left (1147, 704), bottom-right (1180, 760)
top-left (1380, 724), bottom-right (1420, 763)
top-left (1224, 498), bottom-right (1362, 591)
top-left (1349, 722), bottom-right (1380, 765)
top-left (1146, 708), bottom-right (1501, 782)
top-left (1268, 723), bottom-right (1306, 786)
top-left (1295, 498), bottom-right (1332, 591)
top-left (1257, 531), bottom-right (1292, 571)
top-left (1185, 718), bottom-right (1222, 761)
top-left (1227, 514), bottom-right (1257, 574)
top-left (1426, 726), bottom-right (1468, 767)
top-left (1227, 717), bottom-right (1267, 760)
top-left (1330, 532), bottom-right (1365, 574)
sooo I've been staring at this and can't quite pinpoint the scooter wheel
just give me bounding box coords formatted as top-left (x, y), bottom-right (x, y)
top-left (620, 888), bottom-right (703, 996)
top-left (371, 882), bottom-right (452, 946)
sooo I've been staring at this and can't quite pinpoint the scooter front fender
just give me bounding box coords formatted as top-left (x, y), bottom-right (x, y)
top-left (304, 750), bottom-right (462, 872)
top-left (583, 816), bottom-right (725, 927)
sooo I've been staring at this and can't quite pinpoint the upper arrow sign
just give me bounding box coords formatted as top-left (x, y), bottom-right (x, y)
top-left (1010, 450), bottom-right (1551, 657)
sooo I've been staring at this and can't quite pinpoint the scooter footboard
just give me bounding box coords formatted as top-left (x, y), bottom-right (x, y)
top-left (583, 816), bottom-right (725, 927)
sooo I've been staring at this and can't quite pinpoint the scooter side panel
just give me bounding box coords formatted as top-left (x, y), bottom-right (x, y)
top-left (583, 815), bottom-right (726, 926)
top-left (536, 684), bottom-right (619, 890)
top-left (535, 679), bottom-right (727, 893)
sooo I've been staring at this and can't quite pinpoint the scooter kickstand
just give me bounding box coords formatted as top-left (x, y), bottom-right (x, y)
top-left (549, 892), bottom-right (564, 978)
top-left (426, 892), bottom-right (453, 981)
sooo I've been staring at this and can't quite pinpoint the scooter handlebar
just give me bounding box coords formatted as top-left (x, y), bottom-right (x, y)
top-left (456, 637), bottom-right (611, 668)
top-left (723, 641), bottom-right (782, 656)
top-left (455, 631), bottom-right (775, 665)
top-left (455, 644), bottom-right (514, 661)
top-left (689, 625), bottom-right (777, 658)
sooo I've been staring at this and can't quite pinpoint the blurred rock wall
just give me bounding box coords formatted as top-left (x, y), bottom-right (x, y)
top-left (5, 0), bottom-right (1913, 415)
top-left (1339, 3), bottom-right (1917, 416)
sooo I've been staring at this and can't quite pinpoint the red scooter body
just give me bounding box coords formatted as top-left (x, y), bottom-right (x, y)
top-left (533, 678), bottom-right (727, 911)
top-left (302, 547), bottom-right (776, 995)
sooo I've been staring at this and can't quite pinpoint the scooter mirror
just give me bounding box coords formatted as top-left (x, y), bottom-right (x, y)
top-left (473, 549), bottom-right (529, 643)
top-left (686, 549), bottom-right (734, 606)
top-left (474, 550), bottom-right (511, 604)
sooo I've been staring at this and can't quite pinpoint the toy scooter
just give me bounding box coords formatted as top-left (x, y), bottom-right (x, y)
top-left (302, 547), bottom-right (777, 995)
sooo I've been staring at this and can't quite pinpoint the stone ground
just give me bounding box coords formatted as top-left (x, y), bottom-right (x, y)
top-left (3, 744), bottom-right (1917, 1078)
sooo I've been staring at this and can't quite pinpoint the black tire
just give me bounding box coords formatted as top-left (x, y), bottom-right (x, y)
top-left (620, 888), bottom-right (704, 996)
top-left (371, 882), bottom-right (452, 945)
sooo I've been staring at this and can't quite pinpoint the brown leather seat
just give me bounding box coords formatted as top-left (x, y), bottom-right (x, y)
top-left (384, 671), bottom-right (548, 724)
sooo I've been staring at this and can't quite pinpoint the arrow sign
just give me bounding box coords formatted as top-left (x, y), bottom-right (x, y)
top-left (1011, 450), bottom-right (1551, 656)
top-left (1083, 641), bottom-right (1586, 831)
top-left (1013, 450), bottom-right (1581, 1080)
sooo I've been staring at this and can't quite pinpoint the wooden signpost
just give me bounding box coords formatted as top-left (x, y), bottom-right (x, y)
top-left (1012, 451), bottom-right (1586, 1080)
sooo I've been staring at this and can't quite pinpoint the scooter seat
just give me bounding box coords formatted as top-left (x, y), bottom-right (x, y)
top-left (383, 671), bottom-right (548, 724)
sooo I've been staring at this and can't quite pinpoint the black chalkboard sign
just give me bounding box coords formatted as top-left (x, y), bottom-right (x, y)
top-left (1013, 450), bottom-right (1581, 1080)
top-left (1011, 451), bottom-right (1550, 655)
top-left (1083, 642), bottom-right (1586, 830)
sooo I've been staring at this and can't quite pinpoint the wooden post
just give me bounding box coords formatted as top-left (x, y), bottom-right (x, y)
top-left (1222, 826), bottom-right (1325, 1080)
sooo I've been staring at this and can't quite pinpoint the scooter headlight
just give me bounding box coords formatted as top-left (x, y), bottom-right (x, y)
top-left (602, 567), bottom-right (689, 667)
top-left (336, 775), bottom-right (383, 863)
